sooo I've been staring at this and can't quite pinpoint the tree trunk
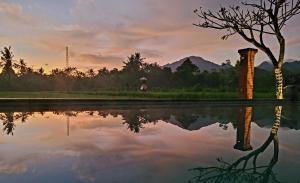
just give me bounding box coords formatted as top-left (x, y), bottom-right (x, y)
top-left (274, 68), bottom-right (283, 100)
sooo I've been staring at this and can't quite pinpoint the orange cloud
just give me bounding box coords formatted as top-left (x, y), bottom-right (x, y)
top-left (77, 53), bottom-right (123, 69)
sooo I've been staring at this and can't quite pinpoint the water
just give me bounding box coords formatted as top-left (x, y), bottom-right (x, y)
top-left (0, 103), bottom-right (299, 183)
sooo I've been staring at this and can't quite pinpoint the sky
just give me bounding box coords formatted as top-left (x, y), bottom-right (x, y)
top-left (0, 0), bottom-right (300, 71)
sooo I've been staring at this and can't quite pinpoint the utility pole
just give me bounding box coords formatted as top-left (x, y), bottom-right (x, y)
top-left (66, 46), bottom-right (69, 68)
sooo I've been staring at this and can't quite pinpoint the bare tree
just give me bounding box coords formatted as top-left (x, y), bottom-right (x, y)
top-left (194, 0), bottom-right (300, 99)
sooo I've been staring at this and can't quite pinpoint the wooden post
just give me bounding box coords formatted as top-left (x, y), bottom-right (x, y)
top-left (234, 107), bottom-right (253, 151)
top-left (238, 48), bottom-right (258, 99)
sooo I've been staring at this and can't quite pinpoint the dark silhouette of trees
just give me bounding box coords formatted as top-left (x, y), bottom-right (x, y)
top-left (176, 58), bottom-right (199, 73)
top-left (174, 58), bottom-right (199, 88)
top-left (0, 46), bottom-right (16, 78)
top-left (121, 53), bottom-right (145, 90)
top-left (14, 59), bottom-right (29, 76)
top-left (194, 0), bottom-right (300, 99)
top-left (123, 53), bottom-right (144, 73)
top-left (0, 46), bottom-right (298, 93)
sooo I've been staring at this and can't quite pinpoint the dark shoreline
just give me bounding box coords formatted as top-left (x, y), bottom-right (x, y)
top-left (0, 98), bottom-right (298, 112)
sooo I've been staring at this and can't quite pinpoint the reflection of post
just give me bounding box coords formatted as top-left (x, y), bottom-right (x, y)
top-left (190, 107), bottom-right (283, 183)
top-left (238, 48), bottom-right (258, 99)
top-left (67, 116), bottom-right (70, 136)
top-left (234, 107), bottom-right (253, 151)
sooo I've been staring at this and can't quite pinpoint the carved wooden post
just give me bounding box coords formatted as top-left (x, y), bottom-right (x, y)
top-left (238, 48), bottom-right (258, 99)
top-left (234, 107), bottom-right (253, 151)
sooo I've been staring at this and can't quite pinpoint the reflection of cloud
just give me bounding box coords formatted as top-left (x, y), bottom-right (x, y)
top-left (66, 135), bottom-right (184, 183)
top-left (0, 154), bottom-right (40, 175)
top-left (0, 163), bottom-right (27, 174)
top-left (1, 110), bottom-right (300, 182)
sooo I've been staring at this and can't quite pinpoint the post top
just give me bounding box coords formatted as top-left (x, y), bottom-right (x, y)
top-left (238, 48), bottom-right (258, 54)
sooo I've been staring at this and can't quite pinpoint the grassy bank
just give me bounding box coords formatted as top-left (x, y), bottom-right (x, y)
top-left (0, 91), bottom-right (275, 99)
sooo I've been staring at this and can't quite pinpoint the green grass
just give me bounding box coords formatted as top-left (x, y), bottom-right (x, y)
top-left (0, 91), bottom-right (275, 100)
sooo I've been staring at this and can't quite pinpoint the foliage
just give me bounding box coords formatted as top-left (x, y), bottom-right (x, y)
top-left (0, 47), bottom-right (297, 93)
top-left (0, 46), bottom-right (16, 78)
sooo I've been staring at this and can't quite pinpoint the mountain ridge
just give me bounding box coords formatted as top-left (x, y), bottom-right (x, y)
top-left (257, 59), bottom-right (300, 73)
top-left (163, 56), bottom-right (223, 72)
top-left (164, 56), bottom-right (300, 73)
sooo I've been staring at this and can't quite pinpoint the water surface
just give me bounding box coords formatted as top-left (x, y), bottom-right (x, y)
top-left (0, 104), bottom-right (299, 183)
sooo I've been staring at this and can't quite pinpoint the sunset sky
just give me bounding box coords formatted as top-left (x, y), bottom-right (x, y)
top-left (1, 0), bottom-right (300, 71)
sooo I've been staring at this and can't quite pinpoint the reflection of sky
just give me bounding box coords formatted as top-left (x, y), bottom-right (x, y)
top-left (0, 112), bottom-right (300, 183)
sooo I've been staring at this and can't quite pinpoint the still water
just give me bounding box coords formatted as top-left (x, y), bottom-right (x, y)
top-left (0, 103), bottom-right (299, 183)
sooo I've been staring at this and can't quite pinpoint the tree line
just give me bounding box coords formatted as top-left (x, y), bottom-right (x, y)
top-left (0, 46), bottom-right (298, 92)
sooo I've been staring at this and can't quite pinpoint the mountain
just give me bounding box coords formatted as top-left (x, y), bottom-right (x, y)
top-left (257, 61), bottom-right (274, 71)
top-left (257, 59), bottom-right (300, 73)
top-left (163, 56), bottom-right (221, 72)
top-left (282, 61), bottom-right (300, 73)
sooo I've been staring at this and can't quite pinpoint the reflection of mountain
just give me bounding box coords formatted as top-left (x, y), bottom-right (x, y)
top-left (167, 115), bottom-right (218, 131)
top-left (103, 105), bottom-right (300, 131)
top-left (1, 104), bottom-right (299, 135)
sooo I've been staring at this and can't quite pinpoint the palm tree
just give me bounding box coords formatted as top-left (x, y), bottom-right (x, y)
top-left (38, 67), bottom-right (45, 75)
top-left (13, 59), bottom-right (28, 76)
top-left (122, 53), bottom-right (144, 73)
top-left (0, 46), bottom-right (16, 78)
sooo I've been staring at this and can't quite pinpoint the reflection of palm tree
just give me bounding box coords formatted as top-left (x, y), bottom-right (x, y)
top-left (0, 112), bottom-right (32, 135)
top-left (122, 110), bottom-right (158, 133)
top-left (190, 106), bottom-right (282, 183)
top-left (2, 113), bottom-right (15, 135)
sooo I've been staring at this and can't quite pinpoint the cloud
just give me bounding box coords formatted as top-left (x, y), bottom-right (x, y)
top-left (1, 0), bottom-right (300, 70)
top-left (287, 38), bottom-right (300, 47)
top-left (0, 2), bottom-right (34, 25)
top-left (77, 53), bottom-right (123, 69)
top-left (37, 28), bottom-right (100, 52)
top-left (138, 49), bottom-right (162, 59)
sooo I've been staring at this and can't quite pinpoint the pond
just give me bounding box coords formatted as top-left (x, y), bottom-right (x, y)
top-left (0, 103), bottom-right (299, 183)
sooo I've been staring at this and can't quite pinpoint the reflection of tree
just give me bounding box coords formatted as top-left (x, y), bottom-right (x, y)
top-left (121, 110), bottom-right (158, 133)
top-left (1, 112), bottom-right (15, 135)
top-left (190, 106), bottom-right (282, 183)
top-left (0, 112), bottom-right (32, 135)
top-left (52, 111), bottom-right (79, 117)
